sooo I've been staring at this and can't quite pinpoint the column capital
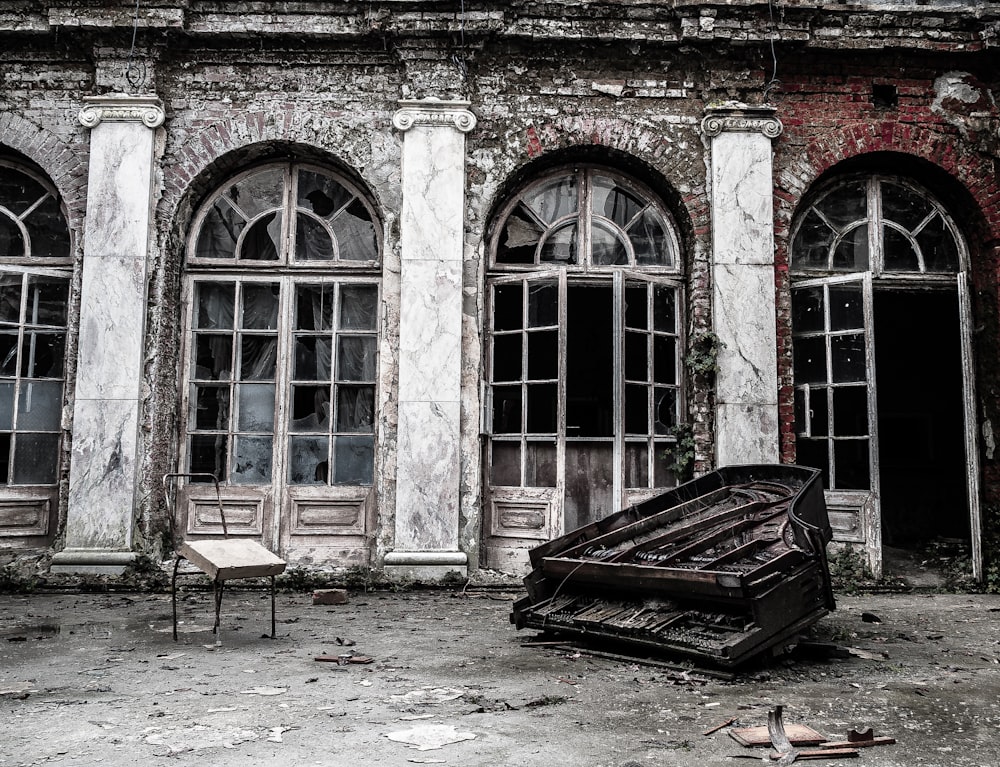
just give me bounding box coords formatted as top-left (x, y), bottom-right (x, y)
top-left (393, 97), bottom-right (476, 134)
top-left (79, 94), bottom-right (165, 130)
top-left (702, 102), bottom-right (782, 139)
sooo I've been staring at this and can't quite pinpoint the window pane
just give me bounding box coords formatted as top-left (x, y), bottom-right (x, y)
top-left (539, 223), bottom-right (577, 264)
top-left (526, 331), bottom-right (557, 380)
top-left (0, 171), bottom-right (45, 216)
top-left (23, 196), bottom-right (70, 260)
top-left (241, 284), bottom-right (279, 329)
top-left (624, 285), bottom-right (647, 330)
top-left (624, 331), bottom-right (647, 381)
top-left (653, 336), bottom-right (676, 385)
top-left (240, 213), bottom-right (281, 260)
top-left (340, 285), bottom-right (378, 330)
top-left (11, 432), bottom-right (58, 484)
top-left (492, 334), bottom-right (522, 382)
top-left (196, 201), bottom-right (243, 260)
top-left (793, 336), bottom-right (827, 385)
top-left (26, 277), bottom-right (69, 327)
top-left (831, 333), bottom-right (866, 383)
top-left (794, 387), bottom-right (806, 435)
top-left (334, 435), bottom-right (373, 485)
top-left (591, 222), bottom-right (628, 266)
top-left (810, 388), bottom-right (829, 437)
top-left (337, 336), bottom-right (376, 381)
top-left (331, 200), bottom-right (378, 262)
top-left (297, 170), bottom-right (352, 218)
top-left (834, 439), bottom-right (870, 490)
top-left (592, 176), bottom-right (642, 226)
top-left (336, 386), bottom-right (374, 432)
top-left (193, 334), bottom-right (233, 380)
top-left (296, 215), bottom-right (335, 261)
top-left (833, 224), bottom-right (869, 271)
top-left (652, 286), bottom-right (675, 333)
top-left (796, 438), bottom-right (830, 489)
top-left (193, 385), bottom-right (230, 430)
top-left (496, 210), bottom-right (542, 264)
top-left (237, 383), bottom-right (275, 432)
top-left (0, 331), bottom-right (17, 375)
top-left (630, 209), bottom-right (671, 266)
top-left (189, 434), bottom-right (228, 480)
top-left (288, 435), bottom-right (329, 485)
top-left (293, 336), bottom-right (332, 381)
top-left (526, 383), bottom-right (557, 433)
top-left (493, 283), bottom-right (523, 331)
top-left (229, 168), bottom-right (284, 218)
top-left (654, 387), bottom-right (677, 434)
top-left (833, 386), bottom-right (868, 436)
top-left (196, 283), bottom-right (235, 329)
top-left (492, 386), bottom-right (521, 433)
top-left (625, 443), bottom-right (648, 487)
top-left (290, 385), bottom-right (331, 432)
top-left (883, 226), bottom-right (918, 271)
top-left (829, 285), bottom-right (864, 331)
top-left (296, 284), bottom-right (335, 331)
top-left (21, 332), bottom-right (64, 378)
top-left (0, 434), bottom-right (8, 482)
top-left (792, 209), bottom-right (835, 270)
top-left (881, 181), bottom-right (931, 231)
top-left (917, 215), bottom-right (959, 273)
top-left (527, 283), bottom-right (558, 327)
top-left (240, 335), bottom-right (277, 380)
top-left (0, 381), bottom-right (12, 429)
top-left (792, 287), bottom-right (824, 333)
top-left (652, 441), bottom-right (677, 488)
top-left (525, 441), bottom-right (557, 487)
top-left (0, 275), bottom-right (22, 323)
top-left (232, 435), bottom-right (272, 483)
top-left (490, 441), bottom-right (520, 486)
top-left (15, 381), bottom-right (61, 430)
top-left (0, 217), bottom-right (25, 259)
top-left (818, 180), bottom-right (866, 228)
top-left (524, 176), bottom-right (577, 224)
top-left (624, 383), bottom-right (648, 434)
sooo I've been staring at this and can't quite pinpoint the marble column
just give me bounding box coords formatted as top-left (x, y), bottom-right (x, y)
top-left (50, 95), bottom-right (163, 574)
top-left (384, 98), bottom-right (475, 580)
top-left (702, 104), bottom-right (783, 466)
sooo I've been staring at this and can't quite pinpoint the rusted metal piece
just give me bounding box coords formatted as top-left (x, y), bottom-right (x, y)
top-left (511, 465), bottom-right (835, 667)
top-left (768, 706), bottom-right (800, 765)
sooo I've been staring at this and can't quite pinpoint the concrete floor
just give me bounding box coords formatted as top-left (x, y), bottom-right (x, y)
top-left (2, 587), bottom-right (999, 767)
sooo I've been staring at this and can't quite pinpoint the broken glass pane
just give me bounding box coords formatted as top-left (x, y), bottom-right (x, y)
top-left (540, 223), bottom-right (578, 264)
top-left (196, 283), bottom-right (235, 329)
top-left (624, 331), bottom-right (647, 381)
top-left (293, 336), bottom-right (332, 381)
top-left (194, 334), bottom-right (233, 380)
top-left (833, 224), bottom-right (870, 270)
top-left (591, 223), bottom-right (628, 266)
top-left (241, 284), bottom-right (279, 329)
top-left (834, 438), bottom-right (869, 490)
top-left (624, 285), bottom-right (647, 330)
top-left (881, 181), bottom-right (930, 231)
top-left (20, 332), bottom-right (64, 378)
top-left (792, 209), bottom-right (835, 269)
top-left (0, 169), bottom-right (45, 216)
top-left (492, 385), bottom-right (521, 433)
top-left (497, 211), bottom-right (542, 264)
top-left (341, 285), bottom-right (378, 330)
top-left (493, 283), bottom-right (523, 331)
top-left (189, 434), bottom-right (228, 480)
top-left (296, 284), bottom-right (335, 332)
top-left (833, 386), bottom-right (868, 436)
top-left (11, 432), bottom-right (58, 484)
top-left (652, 441), bottom-right (676, 488)
top-left (237, 383), bottom-right (275, 432)
top-left (490, 441), bottom-right (520, 486)
top-left (527, 283), bottom-right (557, 327)
top-left (630, 209), bottom-right (671, 266)
top-left (829, 285), bottom-right (863, 331)
top-left (193, 384), bottom-right (230, 431)
top-left (0, 381), bottom-right (12, 429)
top-left (337, 336), bottom-right (376, 381)
top-left (916, 215), bottom-right (959, 272)
top-left (654, 387), bottom-right (677, 434)
top-left (229, 168), bottom-right (284, 219)
top-left (526, 383), bottom-right (557, 433)
top-left (527, 330), bottom-right (557, 380)
top-left (653, 286), bottom-right (675, 333)
top-left (810, 387), bottom-right (829, 437)
top-left (831, 333), bottom-right (866, 383)
top-left (15, 380), bottom-right (60, 430)
top-left (240, 212), bottom-right (281, 260)
top-left (817, 180), bottom-right (866, 228)
top-left (297, 170), bottom-right (352, 218)
top-left (624, 383), bottom-right (649, 434)
top-left (653, 336), bottom-right (676, 385)
top-left (296, 215), bottom-right (335, 260)
top-left (525, 441), bottom-right (557, 486)
top-left (196, 201), bottom-right (243, 260)
top-left (0, 217), bottom-right (24, 259)
top-left (0, 331), bottom-right (16, 376)
top-left (592, 176), bottom-right (642, 227)
top-left (0, 274), bottom-right (21, 323)
top-left (625, 442), bottom-right (648, 487)
top-left (793, 336), bottom-right (827, 385)
top-left (524, 176), bottom-right (577, 224)
top-left (333, 435), bottom-right (373, 484)
top-left (492, 334), bottom-right (522, 382)
top-left (232, 435), bottom-right (272, 483)
top-left (288, 435), bottom-right (329, 485)
top-left (240, 335), bottom-right (277, 380)
top-left (23, 195), bottom-right (70, 259)
top-left (26, 277), bottom-right (69, 327)
top-left (883, 226), bottom-right (918, 271)
top-left (331, 199), bottom-right (378, 262)
top-left (792, 287), bottom-right (824, 333)
top-left (336, 385), bottom-right (374, 432)
top-left (290, 384), bottom-right (331, 432)
top-left (796, 437), bottom-right (830, 488)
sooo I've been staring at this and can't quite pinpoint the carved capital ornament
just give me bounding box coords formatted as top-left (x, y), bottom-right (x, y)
top-left (702, 104), bottom-right (782, 139)
top-left (79, 95), bottom-right (165, 129)
top-left (393, 97), bottom-right (477, 133)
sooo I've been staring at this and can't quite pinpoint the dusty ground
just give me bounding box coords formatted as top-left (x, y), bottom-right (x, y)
top-left (2, 587), bottom-right (999, 767)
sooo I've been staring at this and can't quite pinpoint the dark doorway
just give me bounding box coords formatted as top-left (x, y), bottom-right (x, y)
top-left (874, 289), bottom-right (969, 567)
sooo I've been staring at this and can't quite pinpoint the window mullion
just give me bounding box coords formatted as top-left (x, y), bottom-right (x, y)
top-left (869, 177), bottom-right (883, 275)
top-left (271, 277), bottom-right (294, 502)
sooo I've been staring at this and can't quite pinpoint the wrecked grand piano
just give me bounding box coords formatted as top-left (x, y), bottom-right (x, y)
top-left (511, 465), bottom-right (836, 668)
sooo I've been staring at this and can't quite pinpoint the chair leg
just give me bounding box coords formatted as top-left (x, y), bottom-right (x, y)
top-left (171, 557), bottom-right (183, 641)
top-left (213, 579), bottom-right (224, 635)
top-left (270, 574), bottom-right (276, 639)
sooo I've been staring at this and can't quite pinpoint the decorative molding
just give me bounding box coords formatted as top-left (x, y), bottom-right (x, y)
top-left (79, 95), bottom-right (165, 129)
top-left (702, 103), bottom-right (782, 139)
top-left (393, 97), bottom-right (477, 133)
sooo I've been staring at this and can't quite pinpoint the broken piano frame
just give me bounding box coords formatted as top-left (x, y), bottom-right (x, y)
top-left (511, 465), bottom-right (835, 667)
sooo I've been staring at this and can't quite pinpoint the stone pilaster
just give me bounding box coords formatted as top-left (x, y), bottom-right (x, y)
top-left (51, 95), bottom-right (163, 574)
top-left (384, 98), bottom-right (475, 580)
top-left (702, 103), bottom-right (783, 466)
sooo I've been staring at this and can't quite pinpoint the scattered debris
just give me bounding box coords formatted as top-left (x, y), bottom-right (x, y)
top-left (314, 653), bottom-right (374, 665)
top-left (846, 647), bottom-right (889, 661)
top-left (385, 724), bottom-right (476, 751)
top-left (267, 726), bottom-right (297, 743)
top-left (241, 686), bottom-right (287, 696)
top-left (861, 612), bottom-right (882, 624)
top-left (313, 589), bottom-right (349, 606)
top-left (388, 687), bottom-right (467, 707)
top-left (703, 718), bottom-right (736, 736)
top-left (729, 722), bottom-right (825, 747)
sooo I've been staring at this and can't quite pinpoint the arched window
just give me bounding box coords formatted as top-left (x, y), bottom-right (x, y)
top-left (483, 165), bottom-right (683, 569)
top-left (180, 162), bottom-right (381, 561)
